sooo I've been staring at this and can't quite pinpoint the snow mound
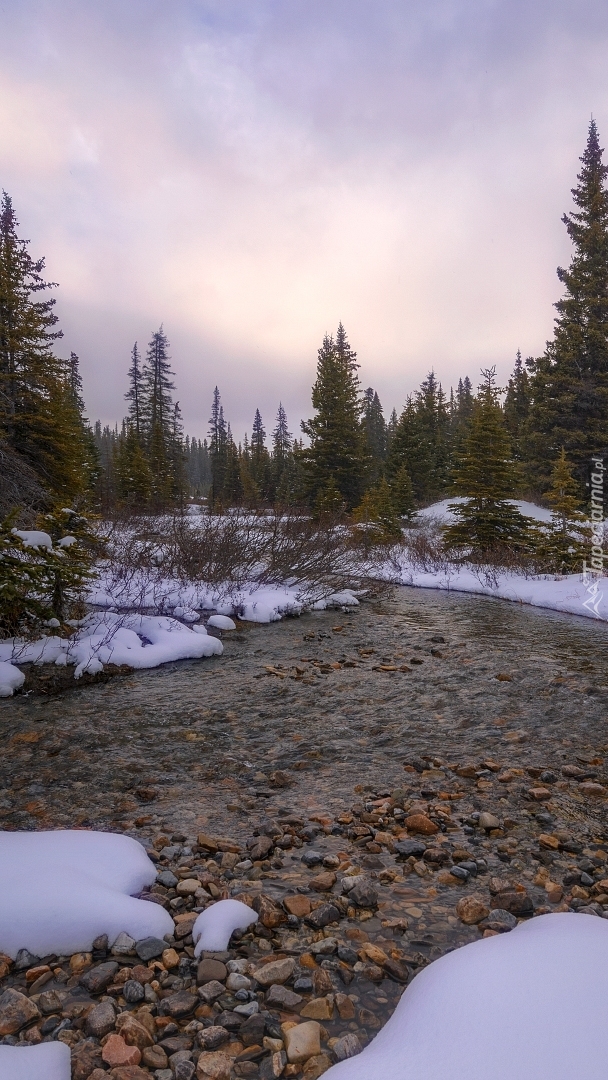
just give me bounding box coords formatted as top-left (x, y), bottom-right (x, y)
top-left (0, 1042), bottom-right (70, 1080)
top-left (0, 830), bottom-right (173, 959)
top-left (416, 498), bottom-right (554, 526)
top-left (0, 612), bottom-right (222, 680)
top-left (323, 913), bottom-right (608, 1080)
top-left (0, 662), bottom-right (25, 698)
top-left (193, 899), bottom-right (258, 954)
top-left (208, 615), bottom-right (236, 630)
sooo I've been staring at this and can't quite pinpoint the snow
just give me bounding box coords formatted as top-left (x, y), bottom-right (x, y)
top-left (0, 1043), bottom-right (70, 1080)
top-left (0, 830), bottom-right (173, 959)
top-left (207, 614), bottom-right (237, 630)
top-left (416, 497), bottom-right (554, 526)
top-left (56, 535), bottom-right (77, 548)
top-left (10, 529), bottom-right (52, 549)
top-left (391, 562), bottom-right (608, 621)
top-left (193, 899), bottom-right (258, 954)
top-left (323, 913), bottom-right (608, 1080)
top-left (0, 612), bottom-right (222, 682)
top-left (0, 662), bottom-right (25, 698)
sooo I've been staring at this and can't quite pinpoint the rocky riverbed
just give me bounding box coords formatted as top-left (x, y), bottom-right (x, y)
top-left (1, 588), bottom-right (608, 1078)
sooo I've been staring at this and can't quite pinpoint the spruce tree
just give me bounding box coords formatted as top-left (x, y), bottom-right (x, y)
top-left (125, 342), bottom-right (144, 437)
top-left (142, 326), bottom-right (175, 507)
top-left (302, 327), bottom-right (366, 509)
top-left (444, 368), bottom-right (533, 558)
top-left (363, 388), bottom-right (387, 484)
top-left (0, 192), bottom-right (88, 502)
top-left (390, 465), bottom-right (416, 519)
top-left (208, 386), bottom-right (228, 508)
top-left (271, 403), bottom-right (292, 501)
top-left (527, 120), bottom-right (608, 489)
top-left (251, 408), bottom-right (270, 499)
top-left (538, 449), bottom-right (589, 571)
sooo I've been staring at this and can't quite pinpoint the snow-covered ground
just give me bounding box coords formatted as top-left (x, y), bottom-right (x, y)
top-left (1, 502), bottom-right (606, 695)
top-left (323, 912), bottom-right (608, 1080)
top-left (417, 497), bottom-right (554, 526)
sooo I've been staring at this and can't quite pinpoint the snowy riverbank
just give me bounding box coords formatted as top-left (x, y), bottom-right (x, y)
top-left (1, 500), bottom-right (606, 697)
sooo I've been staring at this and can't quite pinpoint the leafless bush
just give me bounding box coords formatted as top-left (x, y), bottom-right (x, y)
top-left (96, 507), bottom-right (388, 611)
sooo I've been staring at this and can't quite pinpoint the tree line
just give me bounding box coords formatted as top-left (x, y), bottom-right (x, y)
top-left (1, 122), bottom-right (607, 558)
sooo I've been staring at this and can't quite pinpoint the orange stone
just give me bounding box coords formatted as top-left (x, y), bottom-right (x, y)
top-left (405, 814), bottom-right (439, 835)
top-left (283, 895), bottom-right (312, 918)
top-left (101, 1034), bottom-right (142, 1069)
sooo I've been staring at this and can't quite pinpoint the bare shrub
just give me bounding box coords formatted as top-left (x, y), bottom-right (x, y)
top-left (97, 507), bottom-right (388, 612)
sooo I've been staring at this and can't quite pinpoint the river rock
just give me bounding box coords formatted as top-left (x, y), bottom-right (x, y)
top-left (197, 1026), bottom-right (230, 1050)
top-left (306, 902), bottom-right (342, 928)
top-left (284, 895), bottom-right (312, 917)
top-left (86, 998), bottom-right (116, 1037)
top-left (456, 896), bottom-right (490, 925)
top-left (333, 1033), bottom-right (363, 1061)
top-left (162, 990), bottom-right (198, 1018)
top-left (136, 936), bottom-right (167, 961)
top-left (115, 1011), bottom-right (155, 1049)
top-left (478, 812), bottom-right (500, 830)
top-left (309, 871), bottom-right (337, 892)
top-left (80, 961), bottom-right (119, 994)
top-left (196, 1050), bottom-right (233, 1079)
top-left (265, 984), bottom-right (303, 1010)
top-left (284, 1021), bottom-right (321, 1063)
top-left (0, 988), bottom-right (40, 1035)
top-left (348, 880), bottom-right (378, 908)
top-left (404, 814), bottom-right (439, 835)
top-left (102, 1033), bottom-right (142, 1068)
top-left (253, 957), bottom-right (295, 986)
top-left (483, 908), bottom-right (517, 932)
top-left (197, 958), bottom-right (228, 983)
top-left (252, 893), bottom-right (287, 929)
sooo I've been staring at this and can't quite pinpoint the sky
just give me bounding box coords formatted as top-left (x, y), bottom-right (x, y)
top-left (2, 0), bottom-right (608, 442)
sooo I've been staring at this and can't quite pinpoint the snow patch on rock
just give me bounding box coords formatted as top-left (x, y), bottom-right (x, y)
top-left (193, 899), bottom-right (258, 954)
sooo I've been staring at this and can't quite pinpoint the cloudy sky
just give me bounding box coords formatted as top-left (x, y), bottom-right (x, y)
top-left (1, 0), bottom-right (607, 440)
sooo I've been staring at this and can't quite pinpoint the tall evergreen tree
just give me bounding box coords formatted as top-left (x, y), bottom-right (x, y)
top-left (302, 327), bottom-right (366, 509)
top-left (387, 372), bottom-right (450, 504)
top-left (142, 326), bottom-right (176, 506)
top-left (0, 192), bottom-right (86, 500)
top-left (208, 386), bottom-right (228, 508)
top-left (250, 408), bottom-right (270, 500)
top-left (125, 342), bottom-right (144, 437)
top-left (526, 120), bottom-right (608, 489)
top-left (504, 350), bottom-right (531, 463)
top-left (363, 388), bottom-right (387, 484)
top-left (444, 369), bottom-right (533, 557)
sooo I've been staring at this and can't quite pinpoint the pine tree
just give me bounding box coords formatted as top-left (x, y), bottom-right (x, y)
top-left (0, 192), bottom-right (88, 502)
top-left (444, 368), bottom-right (534, 558)
top-left (208, 386), bottom-right (228, 509)
top-left (537, 448), bottom-right (589, 572)
top-left (302, 327), bottom-right (366, 509)
top-left (390, 465), bottom-right (416, 519)
top-left (363, 388), bottom-right (387, 484)
top-left (251, 408), bottom-right (270, 500)
top-left (125, 342), bottom-right (144, 437)
top-left (270, 402), bottom-right (292, 501)
top-left (504, 350), bottom-right (531, 463)
top-left (141, 326), bottom-right (175, 507)
top-left (387, 372), bottom-right (450, 505)
top-left (353, 477), bottom-right (401, 540)
top-left (115, 426), bottom-right (152, 507)
top-left (526, 120), bottom-right (608, 489)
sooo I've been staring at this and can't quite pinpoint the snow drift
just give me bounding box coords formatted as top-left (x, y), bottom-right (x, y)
top-left (323, 913), bottom-right (608, 1080)
top-left (0, 1042), bottom-right (70, 1080)
top-left (0, 830), bottom-right (173, 958)
top-left (193, 899), bottom-right (258, 954)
